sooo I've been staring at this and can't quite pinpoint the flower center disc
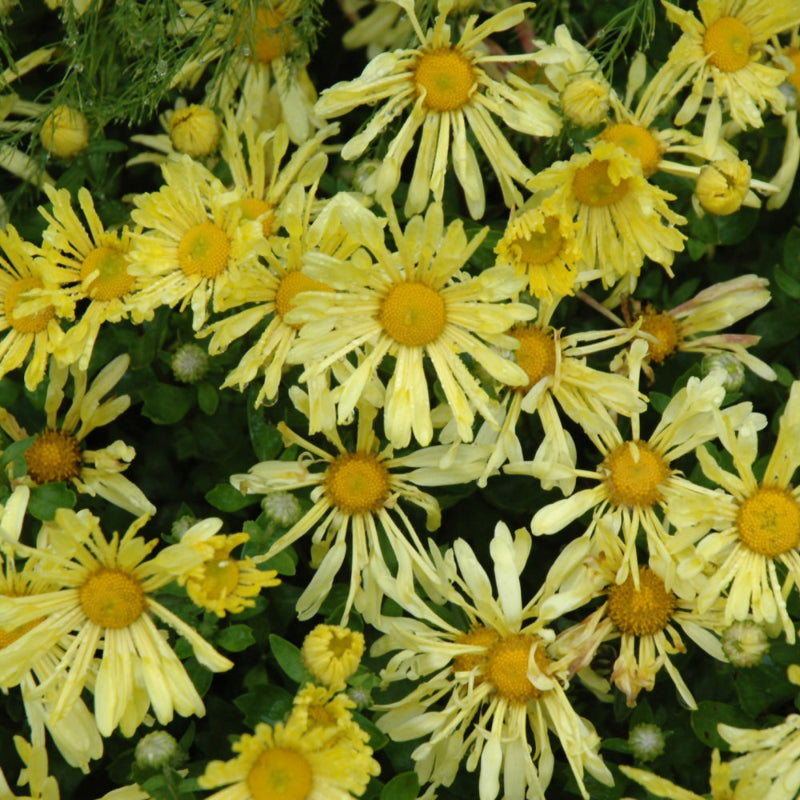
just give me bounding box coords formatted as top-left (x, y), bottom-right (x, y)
top-left (600, 123), bottom-right (663, 177)
top-left (80, 568), bottom-right (146, 629)
top-left (511, 216), bottom-right (565, 266)
top-left (274, 270), bottom-right (331, 328)
top-left (607, 567), bottom-right (676, 636)
top-left (510, 325), bottom-right (557, 391)
top-left (603, 440), bottom-right (670, 509)
top-left (240, 197), bottom-right (276, 237)
top-left (737, 486), bottom-right (800, 556)
top-left (202, 551), bottom-right (241, 600)
top-left (703, 16), bottom-right (752, 72)
top-left (452, 625), bottom-right (500, 675)
top-left (785, 47), bottom-right (800, 92)
top-left (178, 221), bottom-right (231, 279)
top-left (638, 309), bottom-right (681, 363)
top-left (4, 276), bottom-right (54, 334)
top-left (379, 281), bottom-right (446, 347)
top-left (247, 748), bottom-right (313, 800)
top-left (484, 634), bottom-right (550, 703)
top-left (0, 616), bottom-right (43, 649)
top-left (25, 429), bottom-right (82, 484)
top-left (81, 245), bottom-right (134, 301)
top-left (414, 47), bottom-right (476, 111)
top-left (325, 452), bottom-right (391, 515)
top-left (572, 159), bottom-right (630, 207)
top-left (242, 6), bottom-right (292, 65)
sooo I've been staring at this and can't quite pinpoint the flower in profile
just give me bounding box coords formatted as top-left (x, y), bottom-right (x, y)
top-left (527, 141), bottom-right (686, 293)
top-left (0, 507), bottom-right (233, 737)
top-left (0, 224), bottom-right (73, 390)
top-left (288, 195), bottom-right (534, 447)
top-left (302, 624), bottom-right (365, 691)
top-left (371, 521), bottom-right (613, 800)
top-left (670, 380), bottom-right (800, 643)
top-left (128, 155), bottom-right (266, 330)
top-left (37, 184), bottom-right (141, 370)
top-left (315, 0), bottom-right (561, 219)
top-left (2, 354), bottom-right (156, 517)
top-left (198, 685), bottom-right (379, 800)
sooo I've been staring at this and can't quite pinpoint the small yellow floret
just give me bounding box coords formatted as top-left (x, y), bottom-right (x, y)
top-left (737, 486), bottom-right (800, 557)
top-left (607, 567), bottom-right (676, 636)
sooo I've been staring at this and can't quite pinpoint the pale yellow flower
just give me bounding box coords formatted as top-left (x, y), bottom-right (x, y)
top-left (301, 624), bottom-right (365, 691)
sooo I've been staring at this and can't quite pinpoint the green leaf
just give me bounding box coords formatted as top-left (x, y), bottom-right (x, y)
top-left (216, 624), bottom-right (256, 653)
top-left (735, 658), bottom-right (797, 716)
top-left (773, 265), bottom-right (800, 299)
top-left (205, 483), bottom-right (260, 512)
top-left (783, 225), bottom-right (800, 277)
top-left (269, 634), bottom-right (310, 684)
top-left (247, 402), bottom-right (284, 461)
top-left (690, 701), bottom-right (752, 750)
top-left (354, 710), bottom-right (389, 750)
top-left (379, 772), bottom-right (419, 800)
top-left (197, 382), bottom-right (219, 415)
top-left (234, 685), bottom-right (294, 728)
top-left (716, 206), bottom-right (758, 245)
top-left (28, 483), bottom-right (77, 521)
top-left (141, 383), bottom-right (194, 424)
top-left (0, 436), bottom-right (33, 480)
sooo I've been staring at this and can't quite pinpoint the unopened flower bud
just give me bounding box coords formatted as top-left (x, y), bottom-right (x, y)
top-left (695, 159), bottom-right (751, 216)
top-left (721, 620), bottom-right (770, 667)
top-left (169, 105), bottom-right (221, 158)
top-left (171, 343), bottom-right (209, 384)
top-left (134, 731), bottom-right (181, 769)
top-left (261, 491), bottom-right (302, 526)
top-left (628, 723), bottom-right (666, 762)
top-left (560, 77), bottom-right (610, 128)
top-left (171, 514), bottom-right (197, 540)
top-left (40, 105), bottom-right (90, 159)
top-left (701, 352), bottom-right (746, 393)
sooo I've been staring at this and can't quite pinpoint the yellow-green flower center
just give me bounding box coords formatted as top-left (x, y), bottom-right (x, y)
top-left (25, 429), bottom-right (82, 484)
top-left (484, 633), bottom-right (550, 704)
top-left (607, 567), bottom-right (676, 636)
top-left (510, 216), bottom-right (565, 266)
top-left (600, 123), bottom-right (663, 177)
top-left (240, 197), bottom-right (276, 238)
top-left (325, 452), bottom-right (391, 515)
top-left (414, 47), bottom-right (476, 111)
top-left (737, 486), bottom-right (800, 557)
top-left (178, 221), bottom-right (231, 279)
top-left (80, 568), bottom-right (146, 629)
top-left (638, 309), bottom-right (681, 363)
top-left (572, 159), bottom-right (630, 207)
top-left (274, 270), bottom-right (331, 328)
top-left (703, 16), bottom-right (752, 72)
top-left (247, 748), bottom-right (312, 800)
top-left (4, 276), bottom-right (54, 334)
top-left (81, 245), bottom-right (134, 301)
top-left (379, 281), bottom-right (446, 347)
top-left (202, 550), bottom-right (241, 600)
top-left (510, 325), bottom-right (557, 391)
top-left (603, 440), bottom-right (670, 509)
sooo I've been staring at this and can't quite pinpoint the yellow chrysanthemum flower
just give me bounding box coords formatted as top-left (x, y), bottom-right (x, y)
top-left (527, 141), bottom-right (686, 293)
top-left (198, 686), bottom-right (379, 800)
top-left (301, 624), bottom-right (365, 691)
top-left (371, 521), bottom-right (613, 800)
top-left (0, 507), bottom-right (233, 737)
top-left (128, 155), bottom-right (266, 330)
top-left (288, 195), bottom-right (535, 447)
top-left (670, 381), bottom-right (800, 643)
top-left (0, 354), bottom-right (155, 517)
top-left (316, 0), bottom-right (561, 219)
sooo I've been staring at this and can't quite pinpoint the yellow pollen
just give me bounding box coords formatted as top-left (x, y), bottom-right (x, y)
top-left (80, 246), bottom-right (134, 301)
top-left (201, 550), bottom-right (241, 600)
top-left (484, 634), bottom-right (550, 704)
top-left (379, 281), bottom-right (446, 347)
top-left (452, 625), bottom-right (500, 675)
top-left (637, 308), bottom-right (681, 363)
top-left (703, 16), bottom-right (752, 72)
top-left (80, 568), bottom-right (146, 629)
top-left (0, 616), bottom-right (43, 649)
top-left (600, 123), bottom-right (663, 177)
top-left (603, 440), bottom-right (671, 509)
top-left (274, 271), bottom-right (331, 328)
top-left (572, 159), bottom-right (630, 207)
top-left (177, 221), bottom-right (231, 279)
top-left (607, 567), bottom-right (676, 636)
top-left (785, 47), bottom-right (800, 92)
top-left (3, 276), bottom-right (55, 334)
top-left (414, 47), bottom-right (476, 111)
top-left (737, 486), bottom-right (800, 557)
top-left (25, 429), bottom-right (82, 484)
top-left (240, 197), bottom-right (276, 237)
top-left (510, 216), bottom-right (564, 266)
top-left (248, 748), bottom-right (312, 800)
top-left (510, 325), bottom-right (557, 391)
top-left (325, 452), bottom-right (391, 515)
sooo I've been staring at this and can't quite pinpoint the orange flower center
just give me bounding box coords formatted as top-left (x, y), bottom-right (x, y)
top-left (80, 568), bottom-right (146, 629)
top-left (607, 567), bottom-right (676, 636)
top-left (452, 625), bottom-right (500, 676)
top-left (240, 197), bottom-right (276, 238)
top-left (379, 281), bottom-right (446, 347)
top-left (572, 159), bottom-right (629, 207)
top-left (737, 486), bottom-right (800, 557)
top-left (247, 748), bottom-right (312, 800)
top-left (602, 440), bottom-right (671, 509)
top-left (325, 452), bottom-right (391, 515)
top-left (244, 6), bottom-right (293, 65)
top-left (177, 221), bottom-right (231, 279)
top-left (274, 270), bottom-right (331, 328)
top-left (25, 430), bottom-right (82, 484)
top-left (638, 309), bottom-right (681, 363)
top-left (510, 216), bottom-right (565, 266)
top-left (81, 245), bottom-right (134, 301)
top-left (414, 47), bottom-right (476, 111)
top-left (3, 276), bottom-right (54, 334)
top-left (484, 633), bottom-right (551, 704)
top-left (703, 16), bottom-right (752, 72)
top-left (600, 123), bottom-right (663, 177)
top-left (510, 325), bottom-right (557, 391)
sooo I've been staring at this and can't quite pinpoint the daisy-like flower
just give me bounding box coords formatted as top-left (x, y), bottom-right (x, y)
top-left (288, 194), bottom-right (535, 447)
top-left (1, 354), bottom-right (155, 517)
top-left (231, 402), bottom-right (490, 622)
top-left (0, 507), bottom-right (233, 738)
top-left (527, 141), bottom-right (686, 293)
top-left (537, 520), bottom-right (726, 709)
top-left (340, 0), bottom-right (413, 57)
top-left (36, 184), bottom-right (143, 370)
top-left (127, 155), bottom-right (266, 330)
top-left (371, 521), bottom-right (613, 800)
top-left (301, 624), bottom-right (365, 691)
top-left (657, 0), bottom-right (800, 148)
top-left (152, 517), bottom-right (280, 617)
top-left (606, 274), bottom-right (776, 382)
top-left (198, 685), bottom-right (379, 800)
top-left (315, 0), bottom-right (562, 219)
top-left (669, 380), bottom-right (800, 643)
top-left (519, 366), bottom-right (761, 583)
top-left (0, 224), bottom-right (73, 390)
